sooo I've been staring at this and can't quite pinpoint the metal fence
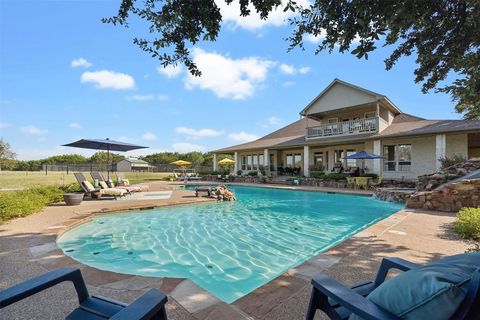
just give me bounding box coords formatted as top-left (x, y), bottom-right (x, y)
top-left (42, 163), bottom-right (213, 173)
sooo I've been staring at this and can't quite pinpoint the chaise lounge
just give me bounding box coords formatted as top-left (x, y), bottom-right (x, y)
top-left (306, 253), bottom-right (480, 320)
top-left (74, 173), bottom-right (127, 200)
top-left (0, 267), bottom-right (168, 319)
top-left (90, 172), bottom-right (142, 193)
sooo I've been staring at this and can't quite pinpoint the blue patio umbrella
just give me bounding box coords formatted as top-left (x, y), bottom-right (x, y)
top-left (62, 138), bottom-right (148, 179)
top-left (345, 151), bottom-right (384, 172)
top-left (345, 151), bottom-right (384, 159)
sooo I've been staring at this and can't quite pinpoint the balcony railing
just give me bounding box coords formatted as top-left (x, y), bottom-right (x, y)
top-left (306, 117), bottom-right (379, 138)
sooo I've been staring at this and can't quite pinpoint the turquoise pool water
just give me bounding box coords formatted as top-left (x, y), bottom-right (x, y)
top-left (57, 186), bottom-right (403, 303)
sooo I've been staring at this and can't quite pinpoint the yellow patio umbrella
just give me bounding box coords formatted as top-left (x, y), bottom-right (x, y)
top-left (170, 160), bottom-right (192, 166)
top-left (218, 158), bottom-right (235, 165)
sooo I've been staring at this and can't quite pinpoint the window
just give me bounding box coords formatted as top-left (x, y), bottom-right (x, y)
top-left (247, 155), bottom-right (252, 170)
top-left (286, 154), bottom-right (294, 168)
top-left (346, 149), bottom-right (357, 168)
top-left (294, 153), bottom-right (302, 168)
top-left (397, 144), bottom-right (412, 171)
top-left (258, 154), bottom-right (264, 167)
top-left (269, 153), bottom-right (275, 170)
top-left (334, 150), bottom-right (344, 166)
top-left (314, 152), bottom-right (323, 165)
top-left (384, 144), bottom-right (412, 171)
top-left (252, 154), bottom-right (258, 170)
top-left (241, 156), bottom-right (246, 170)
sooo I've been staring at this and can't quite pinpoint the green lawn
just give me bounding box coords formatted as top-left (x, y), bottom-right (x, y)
top-left (0, 171), bottom-right (172, 189)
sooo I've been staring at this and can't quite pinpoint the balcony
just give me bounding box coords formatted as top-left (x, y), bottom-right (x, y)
top-left (306, 117), bottom-right (380, 139)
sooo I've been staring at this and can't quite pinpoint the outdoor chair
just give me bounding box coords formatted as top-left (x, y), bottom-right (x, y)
top-left (0, 267), bottom-right (168, 320)
top-left (115, 172), bottom-right (130, 186)
top-left (306, 253), bottom-right (480, 320)
top-left (346, 177), bottom-right (356, 189)
top-left (91, 172), bottom-right (141, 193)
top-left (354, 177), bottom-right (370, 190)
top-left (368, 176), bottom-right (383, 190)
top-left (74, 173), bottom-right (127, 200)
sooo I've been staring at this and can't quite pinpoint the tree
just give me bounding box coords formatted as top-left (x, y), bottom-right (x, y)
top-left (105, 0), bottom-right (480, 119)
top-left (90, 152), bottom-right (125, 165)
top-left (43, 154), bottom-right (89, 164)
top-left (0, 138), bottom-right (16, 171)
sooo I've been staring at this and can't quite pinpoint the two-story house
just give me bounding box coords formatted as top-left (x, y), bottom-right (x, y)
top-left (211, 79), bottom-right (480, 181)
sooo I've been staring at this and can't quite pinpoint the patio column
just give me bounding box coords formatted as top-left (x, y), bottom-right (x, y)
top-left (234, 152), bottom-right (239, 174)
top-left (303, 146), bottom-right (310, 177)
top-left (264, 149), bottom-right (269, 174)
top-left (436, 134), bottom-right (446, 170)
top-left (213, 153), bottom-right (218, 171)
top-left (373, 140), bottom-right (381, 174)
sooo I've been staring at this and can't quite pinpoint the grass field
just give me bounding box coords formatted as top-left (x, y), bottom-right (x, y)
top-left (0, 171), bottom-right (172, 189)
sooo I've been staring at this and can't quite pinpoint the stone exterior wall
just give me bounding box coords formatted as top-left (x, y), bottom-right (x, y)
top-left (417, 158), bottom-right (480, 191)
top-left (406, 179), bottom-right (480, 212)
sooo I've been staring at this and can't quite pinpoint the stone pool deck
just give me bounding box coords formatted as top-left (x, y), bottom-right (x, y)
top-left (0, 181), bottom-right (469, 320)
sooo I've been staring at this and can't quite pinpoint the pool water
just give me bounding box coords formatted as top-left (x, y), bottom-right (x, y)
top-left (57, 186), bottom-right (403, 303)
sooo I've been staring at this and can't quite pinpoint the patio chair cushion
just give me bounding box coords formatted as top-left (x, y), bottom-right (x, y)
top-left (100, 188), bottom-right (126, 196)
top-left (99, 181), bottom-right (109, 189)
top-left (350, 253), bottom-right (480, 320)
top-left (107, 179), bottom-right (115, 188)
top-left (82, 181), bottom-right (96, 192)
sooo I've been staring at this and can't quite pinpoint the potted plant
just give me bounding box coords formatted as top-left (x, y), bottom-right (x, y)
top-left (63, 192), bottom-right (84, 206)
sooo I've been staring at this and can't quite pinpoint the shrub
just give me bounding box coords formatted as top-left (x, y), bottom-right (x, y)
top-left (309, 162), bottom-right (325, 172)
top-left (310, 171), bottom-right (325, 179)
top-left (237, 170), bottom-right (243, 176)
top-left (0, 185), bottom-right (74, 222)
top-left (247, 171), bottom-right (258, 176)
top-left (454, 207), bottom-right (480, 240)
top-left (360, 173), bottom-right (378, 179)
top-left (323, 173), bottom-right (347, 181)
top-left (438, 154), bottom-right (467, 169)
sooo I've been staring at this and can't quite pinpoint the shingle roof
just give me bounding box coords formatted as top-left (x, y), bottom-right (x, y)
top-left (212, 114), bottom-right (480, 153)
top-left (123, 159), bottom-right (149, 164)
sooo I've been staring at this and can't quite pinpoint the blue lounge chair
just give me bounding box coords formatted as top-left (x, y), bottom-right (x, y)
top-left (0, 268), bottom-right (168, 320)
top-left (306, 256), bottom-right (480, 320)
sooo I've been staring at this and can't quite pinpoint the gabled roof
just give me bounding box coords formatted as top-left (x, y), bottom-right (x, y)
top-left (121, 158), bottom-right (149, 164)
top-left (299, 78), bottom-right (402, 116)
top-left (212, 118), bottom-right (319, 152)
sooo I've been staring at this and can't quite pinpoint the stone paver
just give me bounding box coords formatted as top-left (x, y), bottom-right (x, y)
top-left (0, 181), bottom-right (470, 319)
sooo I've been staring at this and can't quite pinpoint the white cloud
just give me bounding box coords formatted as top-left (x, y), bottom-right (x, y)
top-left (279, 63), bottom-right (311, 75)
top-left (184, 48), bottom-right (275, 100)
top-left (172, 142), bottom-right (205, 153)
top-left (127, 94), bottom-right (169, 101)
top-left (71, 58), bottom-right (92, 68)
top-left (142, 132), bottom-right (157, 141)
top-left (217, 0), bottom-right (310, 31)
top-left (175, 126), bottom-right (224, 138)
top-left (279, 63), bottom-right (295, 75)
top-left (305, 30), bottom-right (361, 45)
top-left (20, 125), bottom-right (48, 135)
top-left (81, 70), bottom-right (135, 90)
top-left (299, 66), bottom-right (311, 74)
top-left (157, 64), bottom-right (183, 78)
top-left (228, 131), bottom-right (260, 142)
top-left (267, 116), bottom-right (282, 126)
top-left (0, 122), bottom-right (10, 129)
top-left (69, 122), bottom-right (82, 129)
top-left (282, 81), bottom-right (295, 87)
top-left (130, 94), bottom-right (155, 101)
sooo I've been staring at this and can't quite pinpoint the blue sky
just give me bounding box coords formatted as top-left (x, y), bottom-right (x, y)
top-left (0, 1), bottom-right (460, 160)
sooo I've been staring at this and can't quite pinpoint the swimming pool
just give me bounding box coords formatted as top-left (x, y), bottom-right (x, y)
top-left (57, 186), bottom-right (403, 303)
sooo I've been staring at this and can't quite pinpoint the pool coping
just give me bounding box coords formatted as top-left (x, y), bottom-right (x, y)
top-left (39, 185), bottom-right (399, 319)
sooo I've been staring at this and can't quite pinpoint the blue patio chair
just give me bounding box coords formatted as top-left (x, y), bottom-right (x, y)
top-left (0, 268), bottom-right (168, 320)
top-left (306, 255), bottom-right (480, 320)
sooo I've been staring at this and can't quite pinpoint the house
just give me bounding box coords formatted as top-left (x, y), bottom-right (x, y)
top-left (211, 79), bottom-right (480, 181)
top-left (116, 158), bottom-right (151, 172)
